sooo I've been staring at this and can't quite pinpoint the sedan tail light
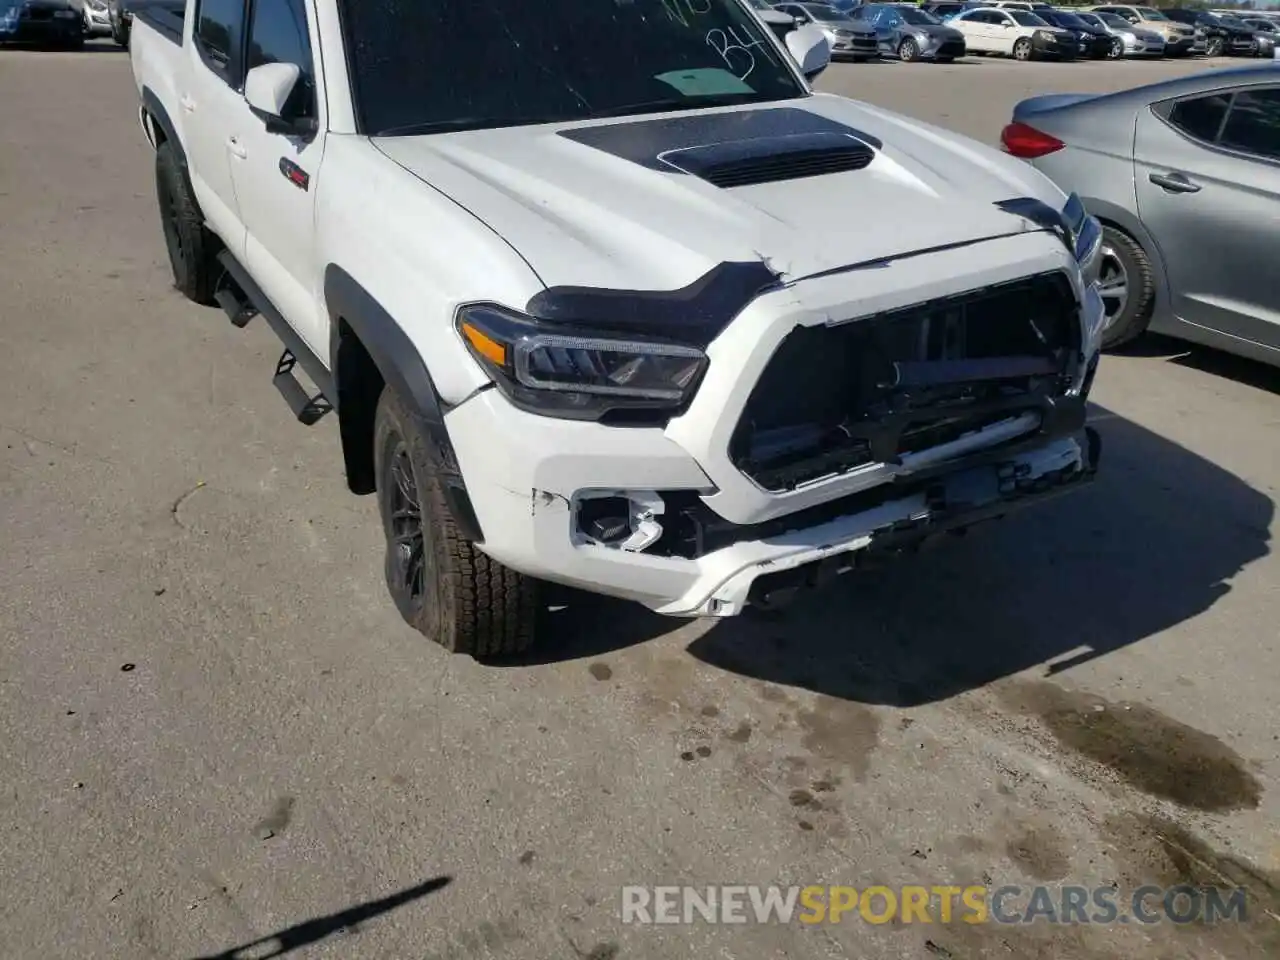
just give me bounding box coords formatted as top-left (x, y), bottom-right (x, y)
top-left (1000, 122), bottom-right (1065, 159)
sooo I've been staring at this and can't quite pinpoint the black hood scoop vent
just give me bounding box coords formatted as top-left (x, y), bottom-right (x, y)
top-left (659, 131), bottom-right (876, 188)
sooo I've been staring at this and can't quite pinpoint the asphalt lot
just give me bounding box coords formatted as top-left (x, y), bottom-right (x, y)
top-left (1, 43), bottom-right (1278, 960)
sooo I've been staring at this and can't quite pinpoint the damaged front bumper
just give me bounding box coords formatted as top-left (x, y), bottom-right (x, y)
top-left (445, 229), bottom-right (1104, 617)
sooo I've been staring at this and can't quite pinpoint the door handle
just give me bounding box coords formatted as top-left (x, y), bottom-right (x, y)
top-left (227, 136), bottom-right (247, 160)
top-left (1149, 171), bottom-right (1201, 194)
top-left (180, 95), bottom-right (197, 114)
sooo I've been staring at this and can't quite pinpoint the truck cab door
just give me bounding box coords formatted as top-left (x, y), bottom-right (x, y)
top-left (228, 0), bottom-right (328, 363)
top-left (181, 0), bottom-right (249, 262)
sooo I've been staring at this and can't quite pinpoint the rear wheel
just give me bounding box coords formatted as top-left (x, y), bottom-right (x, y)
top-left (155, 142), bottom-right (219, 305)
top-left (1013, 37), bottom-right (1033, 60)
top-left (374, 385), bottom-right (539, 659)
top-left (1097, 225), bottom-right (1156, 350)
top-left (898, 37), bottom-right (919, 61)
top-left (1205, 35), bottom-right (1224, 57)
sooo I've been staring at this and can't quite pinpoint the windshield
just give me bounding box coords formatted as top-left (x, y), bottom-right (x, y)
top-left (1010, 11), bottom-right (1050, 26)
top-left (1075, 12), bottom-right (1101, 26)
top-left (1051, 12), bottom-right (1087, 28)
top-left (799, 2), bottom-right (844, 17)
top-left (341, 0), bottom-right (808, 137)
top-left (1098, 12), bottom-right (1130, 27)
top-left (1220, 15), bottom-right (1248, 28)
top-left (1136, 7), bottom-right (1167, 20)
top-left (1251, 20), bottom-right (1278, 31)
top-left (898, 6), bottom-right (941, 24)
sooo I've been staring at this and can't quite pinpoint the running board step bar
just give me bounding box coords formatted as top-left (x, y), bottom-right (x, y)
top-left (214, 250), bottom-right (336, 426)
top-left (213, 277), bottom-right (258, 328)
top-left (273, 350), bottom-right (332, 426)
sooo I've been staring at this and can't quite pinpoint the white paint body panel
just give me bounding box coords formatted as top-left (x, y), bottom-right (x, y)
top-left (131, 0), bottom-right (1102, 616)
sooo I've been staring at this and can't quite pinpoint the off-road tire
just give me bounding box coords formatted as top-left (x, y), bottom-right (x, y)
top-left (1099, 224), bottom-right (1156, 350)
top-left (899, 37), bottom-right (919, 61)
top-left (1013, 37), bottom-right (1033, 60)
top-left (155, 141), bottom-right (219, 305)
top-left (374, 385), bottom-right (538, 659)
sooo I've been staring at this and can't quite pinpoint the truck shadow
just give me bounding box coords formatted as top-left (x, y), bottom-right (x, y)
top-left (684, 403), bottom-right (1273, 706)
top-left (523, 403), bottom-right (1272, 708)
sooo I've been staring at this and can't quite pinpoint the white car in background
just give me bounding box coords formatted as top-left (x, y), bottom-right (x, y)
top-left (949, 6), bottom-right (1078, 59)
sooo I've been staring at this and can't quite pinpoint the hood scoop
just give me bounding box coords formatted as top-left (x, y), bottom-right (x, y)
top-left (659, 132), bottom-right (876, 188)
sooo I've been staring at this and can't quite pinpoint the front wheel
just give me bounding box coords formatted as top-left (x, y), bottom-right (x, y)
top-left (1097, 225), bottom-right (1156, 350)
top-left (155, 141), bottom-right (219, 304)
top-left (1108, 37), bottom-right (1124, 59)
top-left (1013, 37), bottom-right (1033, 60)
top-left (898, 37), bottom-right (919, 61)
top-left (1205, 35), bottom-right (1224, 57)
top-left (374, 386), bottom-right (539, 659)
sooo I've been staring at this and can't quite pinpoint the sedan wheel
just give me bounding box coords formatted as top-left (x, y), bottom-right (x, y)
top-left (1206, 35), bottom-right (1224, 57)
top-left (1013, 37), bottom-right (1033, 60)
top-left (1097, 226), bottom-right (1156, 349)
top-left (1109, 37), bottom-right (1124, 58)
top-left (898, 37), bottom-right (919, 61)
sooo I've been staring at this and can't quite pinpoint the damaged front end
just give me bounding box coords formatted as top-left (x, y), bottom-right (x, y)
top-left (730, 271), bottom-right (1089, 494)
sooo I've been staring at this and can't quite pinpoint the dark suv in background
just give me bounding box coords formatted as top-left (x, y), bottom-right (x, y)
top-left (1164, 8), bottom-right (1254, 56)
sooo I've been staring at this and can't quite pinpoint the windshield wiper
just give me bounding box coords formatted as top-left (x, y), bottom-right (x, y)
top-left (586, 93), bottom-right (770, 120)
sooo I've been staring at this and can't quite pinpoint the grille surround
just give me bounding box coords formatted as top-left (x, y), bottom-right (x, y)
top-left (729, 272), bottom-right (1083, 494)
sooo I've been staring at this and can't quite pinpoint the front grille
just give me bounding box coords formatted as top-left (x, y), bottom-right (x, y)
top-left (730, 273), bottom-right (1082, 493)
top-left (936, 40), bottom-right (965, 55)
top-left (28, 8), bottom-right (54, 19)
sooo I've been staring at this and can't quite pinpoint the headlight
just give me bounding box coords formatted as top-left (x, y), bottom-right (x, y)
top-left (87, 0), bottom-right (107, 8)
top-left (1035, 29), bottom-right (1056, 42)
top-left (914, 31), bottom-right (929, 42)
top-left (456, 304), bottom-right (709, 420)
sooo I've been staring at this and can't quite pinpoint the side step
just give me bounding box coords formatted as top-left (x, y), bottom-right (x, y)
top-left (274, 350), bottom-right (332, 426)
top-left (214, 250), bottom-right (336, 427)
top-left (213, 275), bottom-right (259, 328)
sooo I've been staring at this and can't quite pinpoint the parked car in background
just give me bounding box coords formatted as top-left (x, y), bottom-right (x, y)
top-left (1217, 13), bottom-right (1276, 58)
top-left (1037, 9), bottom-right (1114, 59)
top-left (0, 0), bottom-right (84, 47)
top-left (950, 7), bottom-right (1077, 60)
top-left (1002, 65), bottom-right (1280, 367)
top-left (1074, 10), bottom-right (1165, 58)
top-left (854, 2), bottom-right (967, 60)
top-left (105, 0), bottom-right (179, 48)
top-left (1088, 6), bottom-right (1196, 56)
top-left (774, 2), bottom-right (879, 59)
top-left (81, 0), bottom-right (111, 35)
top-left (1165, 9), bottom-right (1254, 58)
top-left (745, 0), bottom-right (808, 43)
top-left (920, 1), bottom-right (984, 20)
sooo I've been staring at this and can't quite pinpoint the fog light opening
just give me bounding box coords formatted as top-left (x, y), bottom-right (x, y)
top-left (574, 490), bottom-right (665, 553)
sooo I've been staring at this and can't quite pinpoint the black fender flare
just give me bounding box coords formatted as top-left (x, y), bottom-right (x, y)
top-left (324, 265), bottom-right (484, 543)
top-left (140, 87), bottom-right (187, 168)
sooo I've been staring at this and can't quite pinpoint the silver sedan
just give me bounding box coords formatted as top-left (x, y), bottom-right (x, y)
top-left (1001, 65), bottom-right (1280, 367)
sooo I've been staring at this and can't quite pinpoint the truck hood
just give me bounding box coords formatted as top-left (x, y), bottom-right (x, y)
top-left (374, 96), bottom-right (1061, 293)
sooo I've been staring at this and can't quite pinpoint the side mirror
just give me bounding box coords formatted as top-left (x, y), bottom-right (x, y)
top-left (787, 22), bottom-right (833, 81)
top-left (244, 62), bottom-right (315, 137)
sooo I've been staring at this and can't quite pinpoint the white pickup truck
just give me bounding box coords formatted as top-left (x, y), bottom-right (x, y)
top-left (129, 0), bottom-right (1105, 658)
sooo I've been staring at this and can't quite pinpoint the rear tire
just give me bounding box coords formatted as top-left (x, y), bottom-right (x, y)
top-left (898, 37), bottom-right (919, 61)
top-left (1013, 37), bottom-right (1033, 60)
top-left (1205, 35), bottom-right (1224, 57)
top-left (1098, 225), bottom-right (1156, 350)
top-left (374, 385), bottom-right (538, 659)
top-left (155, 141), bottom-right (219, 305)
